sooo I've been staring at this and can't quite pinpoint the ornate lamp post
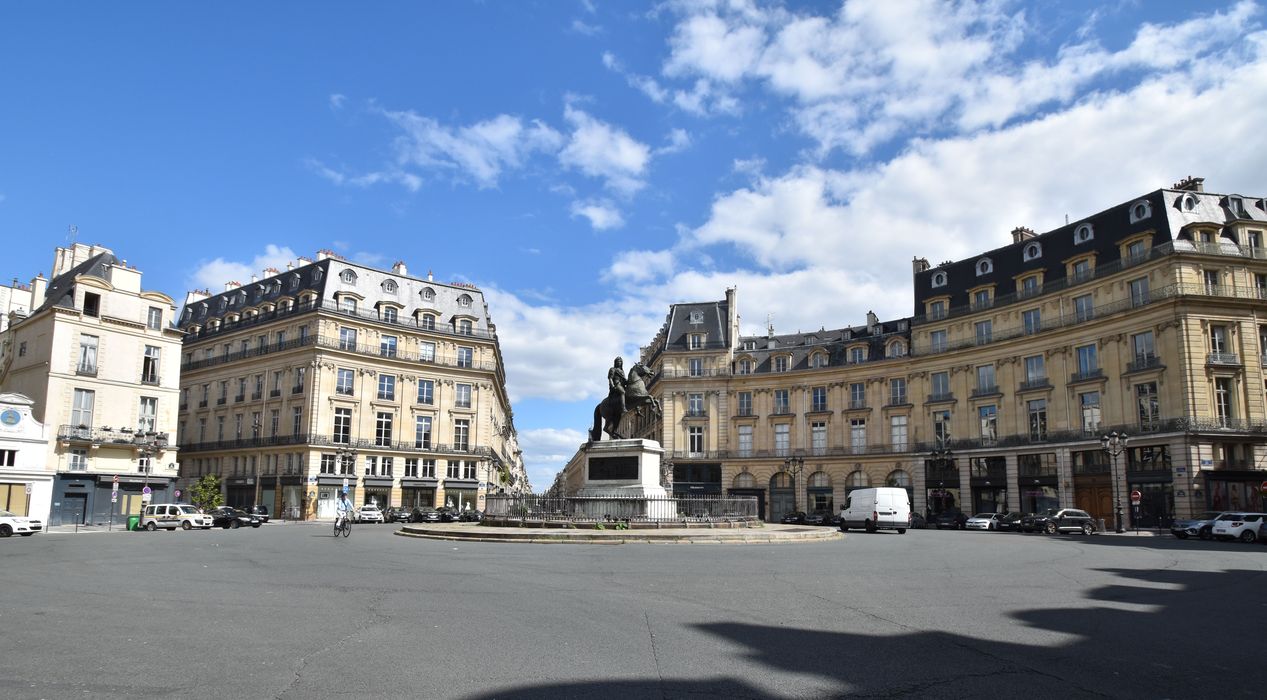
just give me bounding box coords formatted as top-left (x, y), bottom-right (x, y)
top-left (929, 440), bottom-right (954, 514)
top-left (1101, 431), bottom-right (1129, 533)
top-left (784, 455), bottom-right (805, 513)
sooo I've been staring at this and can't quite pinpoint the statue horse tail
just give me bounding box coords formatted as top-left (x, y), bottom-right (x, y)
top-left (590, 400), bottom-right (604, 442)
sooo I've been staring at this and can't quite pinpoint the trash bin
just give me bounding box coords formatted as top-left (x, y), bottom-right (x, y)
top-left (127, 515), bottom-right (141, 531)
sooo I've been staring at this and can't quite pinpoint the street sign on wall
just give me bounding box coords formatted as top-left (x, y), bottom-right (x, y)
top-left (1130, 489), bottom-right (1142, 505)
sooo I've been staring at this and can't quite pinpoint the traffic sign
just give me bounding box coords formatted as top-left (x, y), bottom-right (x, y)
top-left (174, 489), bottom-right (181, 498)
top-left (141, 492), bottom-right (152, 502)
top-left (25, 483), bottom-right (32, 495)
top-left (111, 490), bottom-right (118, 503)
top-left (1129, 489), bottom-right (1142, 505)
top-left (112, 474), bottom-right (119, 484)
top-left (142, 486), bottom-right (152, 495)
top-left (1260, 480), bottom-right (1267, 495)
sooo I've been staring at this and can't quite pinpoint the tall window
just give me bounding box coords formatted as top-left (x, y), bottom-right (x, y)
top-left (928, 300), bottom-right (946, 320)
top-left (320, 454), bottom-right (336, 474)
top-left (1022, 308), bottom-right (1041, 335)
top-left (811, 386), bottom-right (827, 412)
top-left (380, 335), bottom-right (398, 358)
top-left (417, 379), bottom-right (434, 405)
top-left (929, 329), bottom-right (947, 352)
top-left (340, 297), bottom-right (357, 313)
top-left (458, 319), bottom-right (473, 336)
top-left (974, 320), bottom-right (992, 345)
top-left (1080, 392), bottom-right (1101, 434)
top-left (1074, 294), bottom-right (1094, 322)
top-left (419, 313), bottom-right (436, 330)
top-left (339, 454), bottom-right (355, 475)
top-left (333, 408), bottom-right (352, 443)
top-left (336, 368), bottom-right (355, 396)
top-left (737, 425), bottom-right (753, 457)
top-left (137, 397), bottom-right (157, 432)
top-left (687, 393), bottom-right (703, 416)
top-left (773, 389), bottom-right (789, 414)
top-left (688, 358), bottom-right (703, 376)
top-left (147, 306), bottom-right (163, 330)
top-left (381, 456), bottom-right (394, 477)
top-left (850, 419), bottom-right (866, 453)
top-left (1020, 276), bottom-right (1040, 297)
top-left (688, 426), bottom-right (705, 453)
top-left (979, 405), bottom-right (998, 444)
top-left (453, 419), bottom-right (470, 451)
top-left (1214, 378), bottom-right (1233, 426)
top-left (404, 458), bottom-right (418, 478)
top-left (1076, 344), bottom-right (1098, 376)
top-left (292, 406), bottom-right (302, 435)
top-left (375, 412), bottom-right (393, 447)
top-left (71, 389), bottom-right (95, 427)
top-left (1129, 276), bottom-right (1150, 307)
top-left (1027, 399), bottom-right (1047, 440)
top-left (689, 334), bottom-right (703, 349)
top-left (849, 383), bottom-right (865, 408)
top-left (976, 365), bottom-right (995, 393)
top-left (455, 383), bottom-right (472, 408)
top-left (737, 391), bottom-right (753, 416)
top-left (78, 335), bottom-right (98, 374)
top-left (1071, 259), bottom-right (1091, 281)
top-left (773, 356), bottom-right (788, 372)
top-left (270, 409), bottom-right (280, 436)
top-left (737, 359), bottom-right (752, 375)
top-left (141, 346), bottom-right (160, 384)
top-left (365, 456), bottom-right (379, 476)
top-left (414, 416), bottom-right (432, 449)
top-left (1024, 355), bottom-right (1045, 384)
top-left (931, 371), bottom-right (950, 399)
top-left (1137, 382), bottom-right (1159, 427)
top-left (972, 289), bottom-right (991, 309)
top-left (377, 374), bottom-right (396, 401)
top-left (419, 341), bottom-right (436, 362)
top-left (933, 410), bottom-right (951, 447)
top-left (889, 378), bottom-right (907, 405)
top-left (382, 307), bottom-right (398, 324)
top-left (890, 415), bottom-right (908, 450)
top-left (339, 327), bottom-right (357, 350)
top-left (69, 449), bottom-right (88, 471)
top-left (849, 347), bottom-right (866, 363)
top-left (293, 366), bottom-right (306, 393)
top-left (1132, 331), bottom-right (1155, 363)
top-left (811, 422), bottom-right (827, 455)
top-left (457, 347), bottom-right (473, 368)
top-left (1204, 269), bottom-right (1220, 294)
top-left (774, 424), bottom-right (790, 455)
top-left (1209, 324), bottom-right (1228, 354)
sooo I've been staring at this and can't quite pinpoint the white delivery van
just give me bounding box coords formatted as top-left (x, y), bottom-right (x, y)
top-left (839, 487), bottom-right (911, 533)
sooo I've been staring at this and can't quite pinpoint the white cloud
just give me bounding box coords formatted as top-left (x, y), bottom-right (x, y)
top-left (329, 93), bottom-right (347, 110)
top-left (558, 104), bottom-right (651, 194)
top-left (655, 128), bottom-right (692, 155)
top-left (518, 427), bottom-right (588, 488)
top-left (664, 12), bottom-right (765, 82)
top-left (604, 249), bottom-right (675, 283)
top-left (304, 158), bottom-right (423, 192)
top-left (570, 199), bottom-right (626, 230)
top-left (382, 109), bottom-right (564, 189)
top-left (189, 244), bottom-right (300, 291)
top-left (570, 19), bottom-right (602, 36)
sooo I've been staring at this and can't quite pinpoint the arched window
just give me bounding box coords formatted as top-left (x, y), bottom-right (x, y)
top-left (886, 469), bottom-right (911, 488)
top-left (888, 340), bottom-right (907, 358)
top-left (847, 470), bottom-right (869, 488)
top-left (1182, 194), bottom-right (1198, 212)
top-left (733, 472), bottom-right (756, 489)
top-left (808, 471), bottom-right (831, 488)
top-left (1023, 242), bottom-right (1042, 261)
top-left (382, 279), bottom-right (398, 293)
top-left (931, 271), bottom-right (948, 288)
top-left (1129, 200), bottom-right (1152, 223)
top-left (1074, 223), bottom-right (1094, 244)
top-left (811, 352), bottom-right (828, 368)
top-left (421, 287), bottom-right (435, 301)
top-left (457, 293), bottom-right (473, 308)
top-left (770, 472), bottom-right (793, 489)
top-left (340, 269), bottom-right (357, 284)
top-left (976, 258), bottom-right (993, 276)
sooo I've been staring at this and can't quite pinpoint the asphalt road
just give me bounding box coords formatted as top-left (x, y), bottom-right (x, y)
top-left (2, 523), bottom-right (1265, 699)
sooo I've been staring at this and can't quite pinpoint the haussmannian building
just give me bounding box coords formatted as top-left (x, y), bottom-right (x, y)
top-left (634, 177), bottom-right (1267, 526)
top-left (0, 243), bottom-right (182, 526)
top-left (175, 251), bottom-right (528, 520)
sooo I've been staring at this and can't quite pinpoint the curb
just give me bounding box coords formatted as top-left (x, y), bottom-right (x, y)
top-left (393, 524), bottom-right (844, 545)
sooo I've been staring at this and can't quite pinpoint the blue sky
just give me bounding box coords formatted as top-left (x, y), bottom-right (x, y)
top-left (4, 1), bottom-right (1267, 489)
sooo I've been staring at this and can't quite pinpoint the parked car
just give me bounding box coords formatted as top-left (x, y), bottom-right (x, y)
top-left (1260, 520), bottom-right (1267, 545)
top-left (909, 513), bottom-right (927, 529)
top-left (142, 503), bottom-right (213, 531)
top-left (384, 507), bottom-right (412, 523)
top-left (245, 505), bottom-right (270, 523)
top-left (965, 513), bottom-right (1003, 531)
top-left (437, 507), bottom-right (462, 523)
top-left (356, 504), bottom-right (384, 523)
top-left (933, 511), bottom-right (968, 530)
top-left (780, 511), bottom-right (806, 524)
top-left (1211, 512), bottom-right (1265, 542)
top-left (839, 488), bottom-right (911, 533)
top-left (995, 512), bottom-right (1024, 532)
top-left (207, 506), bottom-right (261, 529)
top-left (411, 507), bottom-right (442, 523)
top-left (1029, 508), bottom-right (1096, 535)
top-left (1170, 511), bottom-right (1228, 540)
top-left (458, 509), bottom-right (484, 522)
top-left (0, 509), bottom-right (43, 537)
top-left (802, 511), bottom-right (828, 526)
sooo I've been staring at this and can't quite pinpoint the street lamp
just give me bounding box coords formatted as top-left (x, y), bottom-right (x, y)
top-left (1101, 431), bottom-right (1129, 533)
top-left (783, 455), bottom-right (805, 513)
top-left (929, 441), bottom-right (954, 515)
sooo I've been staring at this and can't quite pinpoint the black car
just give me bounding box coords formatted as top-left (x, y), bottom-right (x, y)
top-left (909, 513), bottom-right (927, 529)
top-left (1025, 508), bottom-right (1096, 535)
top-left (411, 507), bottom-right (443, 523)
top-left (458, 509), bottom-right (484, 523)
top-left (780, 511), bottom-right (806, 524)
top-left (245, 505), bottom-right (270, 523)
top-left (933, 511), bottom-right (968, 530)
top-left (385, 507), bottom-right (412, 523)
top-left (802, 511), bottom-right (829, 526)
top-left (995, 512), bottom-right (1024, 532)
top-left (208, 506), bottom-right (261, 529)
top-left (437, 507), bottom-right (462, 523)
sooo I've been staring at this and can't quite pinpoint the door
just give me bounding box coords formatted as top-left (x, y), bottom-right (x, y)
top-left (769, 490), bottom-right (794, 521)
top-left (1074, 482), bottom-right (1113, 524)
top-left (60, 494), bottom-right (87, 525)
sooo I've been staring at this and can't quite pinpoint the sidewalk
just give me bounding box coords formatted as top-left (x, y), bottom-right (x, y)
top-left (44, 519), bottom-right (322, 534)
top-left (396, 522), bottom-right (843, 544)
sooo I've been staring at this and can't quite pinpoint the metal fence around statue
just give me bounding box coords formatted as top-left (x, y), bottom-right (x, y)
top-left (484, 494), bottom-right (759, 526)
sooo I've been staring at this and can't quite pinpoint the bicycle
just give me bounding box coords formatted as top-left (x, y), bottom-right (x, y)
top-left (334, 515), bottom-right (351, 538)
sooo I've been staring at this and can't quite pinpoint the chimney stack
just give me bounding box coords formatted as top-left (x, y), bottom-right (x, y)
top-left (392, 260), bottom-right (408, 276)
top-left (1011, 226), bottom-right (1036, 243)
top-left (912, 256), bottom-right (930, 274)
top-left (1173, 176), bottom-right (1205, 192)
top-left (225, 280), bottom-right (241, 291)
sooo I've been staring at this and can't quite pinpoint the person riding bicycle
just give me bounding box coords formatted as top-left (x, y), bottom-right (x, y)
top-left (335, 492), bottom-right (354, 529)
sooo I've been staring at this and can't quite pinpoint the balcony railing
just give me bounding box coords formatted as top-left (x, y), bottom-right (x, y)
top-left (251, 392), bottom-right (262, 400)
top-left (971, 385), bottom-right (1000, 398)
top-left (736, 408), bottom-right (754, 417)
top-left (270, 389), bottom-right (282, 397)
top-left (684, 409), bottom-right (708, 418)
top-left (1127, 354), bottom-right (1163, 372)
top-left (216, 398), bottom-right (227, 406)
top-left (1018, 378), bottom-right (1051, 392)
top-left (180, 433), bottom-right (309, 453)
top-left (1207, 352), bottom-right (1241, 366)
top-left (1069, 368), bottom-right (1105, 383)
top-left (847, 399), bottom-right (867, 410)
top-left (927, 392), bottom-right (955, 403)
top-left (57, 425), bottom-right (171, 448)
top-left (76, 364), bottom-right (97, 377)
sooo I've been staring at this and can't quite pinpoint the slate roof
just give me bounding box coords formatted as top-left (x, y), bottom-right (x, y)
top-left (33, 251), bottom-right (118, 314)
top-left (663, 300), bottom-right (729, 350)
top-left (733, 319), bottom-right (910, 373)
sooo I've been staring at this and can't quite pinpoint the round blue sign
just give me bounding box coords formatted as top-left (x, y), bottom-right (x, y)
top-left (0, 409), bottom-right (20, 427)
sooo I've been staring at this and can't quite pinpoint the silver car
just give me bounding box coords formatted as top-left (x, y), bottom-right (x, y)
top-left (1170, 511), bottom-right (1228, 540)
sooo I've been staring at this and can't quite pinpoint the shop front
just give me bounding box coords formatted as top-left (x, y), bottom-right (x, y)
top-left (1204, 470), bottom-right (1267, 513)
top-left (362, 477), bottom-right (394, 509)
top-left (672, 463), bottom-right (722, 496)
top-left (400, 478), bottom-right (438, 509)
top-left (728, 471), bottom-right (764, 521)
top-left (225, 477), bottom-right (256, 508)
top-left (1017, 453), bottom-right (1059, 516)
top-left (769, 472), bottom-right (793, 521)
top-left (443, 478), bottom-right (479, 511)
top-left (316, 476), bottom-right (354, 519)
top-left (924, 459), bottom-right (960, 518)
top-left (969, 456), bottom-right (1007, 514)
top-left (1126, 444), bottom-right (1174, 528)
top-left (806, 471), bottom-right (833, 514)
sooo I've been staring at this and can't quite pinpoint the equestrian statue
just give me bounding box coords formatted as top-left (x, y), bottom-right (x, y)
top-left (590, 356), bottom-right (662, 442)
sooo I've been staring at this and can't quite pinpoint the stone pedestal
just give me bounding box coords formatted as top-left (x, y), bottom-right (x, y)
top-left (575, 439), bottom-right (672, 519)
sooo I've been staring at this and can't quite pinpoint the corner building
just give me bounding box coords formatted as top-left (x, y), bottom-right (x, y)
top-left (177, 253), bottom-right (527, 519)
top-left (636, 178), bottom-right (1267, 525)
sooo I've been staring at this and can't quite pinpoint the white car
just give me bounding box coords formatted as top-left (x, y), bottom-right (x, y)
top-left (356, 504), bottom-right (384, 523)
top-left (0, 509), bottom-right (43, 537)
top-left (1211, 512), bottom-right (1265, 543)
top-left (965, 513), bottom-right (1002, 531)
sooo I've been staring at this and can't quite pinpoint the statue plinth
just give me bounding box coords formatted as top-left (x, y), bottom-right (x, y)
top-left (573, 439), bottom-right (671, 519)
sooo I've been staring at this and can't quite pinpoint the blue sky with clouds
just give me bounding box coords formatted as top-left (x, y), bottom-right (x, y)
top-left (4, 1), bottom-right (1267, 489)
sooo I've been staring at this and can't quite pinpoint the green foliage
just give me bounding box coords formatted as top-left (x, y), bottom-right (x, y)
top-left (594, 522), bottom-right (606, 530)
top-left (613, 521), bottom-right (629, 531)
top-left (189, 474), bottom-right (224, 511)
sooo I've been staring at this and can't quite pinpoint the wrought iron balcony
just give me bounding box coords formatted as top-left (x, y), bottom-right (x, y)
top-left (58, 425), bottom-right (170, 448)
top-left (1127, 354), bottom-right (1163, 372)
top-left (1018, 378), bottom-right (1051, 392)
top-left (1207, 352), bottom-right (1241, 366)
top-left (847, 399), bottom-right (868, 410)
top-left (926, 392), bottom-right (955, 403)
top-left (1069, 368), bottom-right (1105, 383)
top-left (971, 385), bottom-right (1000, 398)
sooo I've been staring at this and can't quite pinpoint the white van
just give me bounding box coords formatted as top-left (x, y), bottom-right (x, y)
top-left (839, 487), bottom-right (911, 533)
top-left (141, 503), bottom-right (213, 531)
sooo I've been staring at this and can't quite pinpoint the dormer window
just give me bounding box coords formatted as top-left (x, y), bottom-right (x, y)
top-left (976, 258), bottom-right (993, 276)
top-left (1229, 197), bottom-right (1247, 218)
top-left (1023, 242), bottom-right (1042, 261)
top-left (340, 269), bottom-right (357, 284)
top-left (1074, 223), bottom-right (1094, 244)
top-left (810, 352), bottom-right (828, 368)
top-left (773, 355), bottom-right (790, 372)
top-left (382, 279), bottom-right (398, 294)
top-left (736, 358), bottom-right (752, 375)
top-left (289, 274), bottom-right (301, 290)
top-left (418, 313), bottom-right (436, 330)
top-left (1182, 193), bottom-right (1198, 212)
top-left (457, 294), bottom-right (473, 308)
top-left (1130, 200), bottom-right (1152, 223)
top-left (887, 340), bottom-right (907, 358)
top-left (421, 287), bottom-right (435, 301)
top-left (689, 334), bottom-right (704, 349)
top-left (689, 311), bottom-right (704, 324)
top-left (931, 271), bottom-right (948, 288)
top-left (848, 346), bottom-right (867, 363)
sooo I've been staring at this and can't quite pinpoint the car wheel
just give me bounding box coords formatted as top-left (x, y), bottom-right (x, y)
top-left (1045, 522), bottom-right (1057, 534)
top-left (252, 523), bottom-right (261, 528)
top-left (864, 519), bottom-right (876, 533)
top-left (145, 522), bottom-right (158, 531)
top-left (1199, 527), bottom-right (1212, 540)
top-left (897, 528), bottom-right (906, 534)
top-left (1240, 530), bottom-right (1257, 544)
top-left (231, 521), bottom-right (240, 529)
top-left (19, 532), bottom-right (34, 536)
top-left (181, 521), bottom-right (192, 531)
top-left (1081, 522), bottom-right (1093, 536)
top-left (1, 524), bottom-right (13, 537)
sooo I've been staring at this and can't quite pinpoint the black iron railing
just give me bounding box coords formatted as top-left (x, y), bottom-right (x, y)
top-left (484, 494), bottom-right (759, 523)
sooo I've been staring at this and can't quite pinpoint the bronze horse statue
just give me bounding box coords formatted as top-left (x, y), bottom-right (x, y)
top-left (590, 362), bottom-right (661, 441)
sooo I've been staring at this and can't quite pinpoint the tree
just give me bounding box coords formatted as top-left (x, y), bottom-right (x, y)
top-left (189, 474), bottom-right (223, 511)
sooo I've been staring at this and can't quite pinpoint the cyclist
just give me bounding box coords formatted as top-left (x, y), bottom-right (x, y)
top-left (335, 492), bottom-right (355, 532)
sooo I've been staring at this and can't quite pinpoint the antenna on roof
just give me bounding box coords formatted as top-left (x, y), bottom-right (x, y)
top-left (67, 224), bottom-right (78, 245)
top-left (1065, 214), bottom-right (1069, 225)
